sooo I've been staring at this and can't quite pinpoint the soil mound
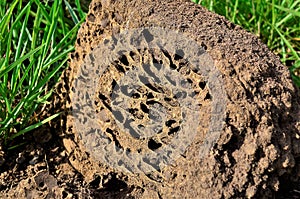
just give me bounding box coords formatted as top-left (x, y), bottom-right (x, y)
top-left (59, 0), bottom-right (300, 198)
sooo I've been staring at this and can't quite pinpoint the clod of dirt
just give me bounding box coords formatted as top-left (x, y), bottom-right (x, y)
top-left (2, 171), bottom-right (60, 198)
top-left (56, 0), bottom-right (300, 198)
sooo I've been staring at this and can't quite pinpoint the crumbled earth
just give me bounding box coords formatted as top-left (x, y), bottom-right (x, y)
top-left (0, 128), bottom-right (136, 198)
top-left (1, 0), bottom-right (300, 198)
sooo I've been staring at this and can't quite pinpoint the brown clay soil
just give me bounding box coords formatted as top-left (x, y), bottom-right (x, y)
top-left (1, 0), bottom-right (300, 198)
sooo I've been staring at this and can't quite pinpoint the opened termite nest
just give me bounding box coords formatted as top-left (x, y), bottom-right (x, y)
top-left (54, 0), bottom-right (300, 198)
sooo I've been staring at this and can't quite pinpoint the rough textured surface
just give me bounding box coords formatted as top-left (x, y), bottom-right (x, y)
top-left (1, 0), bottom-right (299, 198)
top-left (55, 0), bottom-right (300, 198)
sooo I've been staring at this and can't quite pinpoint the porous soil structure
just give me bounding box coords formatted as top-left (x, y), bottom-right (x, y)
top-left (1, 0), bottom-right (300, 198)
top-left (60, 0), bottom-right (300, 198)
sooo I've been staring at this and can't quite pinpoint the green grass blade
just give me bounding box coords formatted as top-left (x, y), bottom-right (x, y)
top-left (44, 17), bottom-right (84, 64)
top-left (64, 0), bottom-right (79, 24)
top-left (0, 45), bottom-right (45, 79)
top-left (42, 1), bottom-right (59, 59)
top-left (30, 1), bottom-right (42, 55)
top-left (33, 0), bottom-right (51, 22)
top-left (31, 57), bottom-right (69, 95)
top-left (0, 0), bottom-right (18, 40)
top-left (9, 112), bottom-right (61, 140)
top-left (271, 3), bottom-right (300, 17)
top-left (231, 0), bottom-right (239, 23)
top-left (273, 25), bottom-right (300, 60)
top-left (75, 0), bottom-right (86, 19)
top-left (44, 47), bottom-right (74, 70)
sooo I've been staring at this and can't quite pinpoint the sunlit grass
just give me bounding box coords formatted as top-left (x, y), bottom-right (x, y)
top-left (0, 0), bottom-right (86, 145)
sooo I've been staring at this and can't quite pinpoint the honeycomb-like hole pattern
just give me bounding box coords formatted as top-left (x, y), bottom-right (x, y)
top-left (93, 47), bottom-right (211, 154)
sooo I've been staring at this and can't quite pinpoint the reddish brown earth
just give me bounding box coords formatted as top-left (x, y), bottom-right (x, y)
top-left (1, 0), bottom-right (300, 198)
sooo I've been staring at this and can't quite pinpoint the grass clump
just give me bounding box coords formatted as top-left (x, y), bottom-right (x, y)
top-left (192, 0), bottom-right (300, 87)
top-left (0, 0), bottom-right (85, 146)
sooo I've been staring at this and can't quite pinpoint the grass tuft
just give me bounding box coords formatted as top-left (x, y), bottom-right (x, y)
top-left (0, 0), bottom-right (86, 145)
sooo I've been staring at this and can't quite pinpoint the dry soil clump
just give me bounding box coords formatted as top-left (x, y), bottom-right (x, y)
top-left (57, 0), bottom-right (300, 198)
